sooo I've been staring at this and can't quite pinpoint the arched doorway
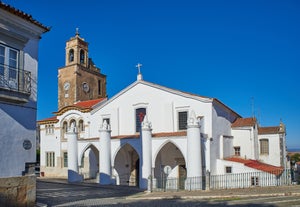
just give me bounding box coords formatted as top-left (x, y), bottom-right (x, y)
top-left (154, 141), bottom-right (186, 190)
top-left (113, 144), bottom-right (139, 186)
top-left (79, 144), bottom-right (99, 179)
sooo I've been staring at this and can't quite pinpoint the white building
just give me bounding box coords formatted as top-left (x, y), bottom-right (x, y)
top-left (38, 33), bottom-right (288, 190)
top-left (0, 2), bottom-right (49, 205)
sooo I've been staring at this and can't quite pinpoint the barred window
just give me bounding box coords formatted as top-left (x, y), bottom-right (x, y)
top-left (46, 152), bottom-right (55, 167)
top-left (260, 139), bottom-right (269, 154)
top-left (178, 111), bottom-right (188, 130)
top-left (63, 152), bottom-right (68, 167)
top-left (234, 146), bottom-right (241, 156)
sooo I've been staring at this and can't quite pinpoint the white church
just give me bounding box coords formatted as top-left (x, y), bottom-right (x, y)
top-left (38, 32), bottom-right (289, 190)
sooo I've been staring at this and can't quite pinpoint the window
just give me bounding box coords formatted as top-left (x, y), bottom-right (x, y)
top-left (225, 166), bottom-right (232, 173)
top-left (63, 121), bottom-right (68, 133)
top-left (260, 139), bottom-right (269, 154)
top-left (45, 124), bottom-right (54, 135)
top-left (46, 152), bottom-right (55, 167)
top-left (80, 50), bottom-right (85, 64)
top-left (78, 120), bottom-right (84, 133)
top-left (69, 49), bottom-right (74, 62)
top-left (63, 152), bottom-right (68, 167)
top-left (98, 80), bottom-right (101, 95)
top-left (70, 119), bottom-right (76, 129)
top-left (251, 176), bottom-right (259, 186)
top-left (136, 108), bottom-right (146, 132)
top-left (0, 44), bottom-right (19, 90)
top-left (178, 111), bottom-right (188, 130)
top-left (234, 146), bottom-right (241, 156)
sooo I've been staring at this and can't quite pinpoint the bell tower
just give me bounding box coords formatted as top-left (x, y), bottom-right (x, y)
top-left (58, 29), bottom-right (107, 109)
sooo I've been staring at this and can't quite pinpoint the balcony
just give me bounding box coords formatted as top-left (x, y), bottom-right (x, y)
top-left (0, 64), bottom-right (32, 103)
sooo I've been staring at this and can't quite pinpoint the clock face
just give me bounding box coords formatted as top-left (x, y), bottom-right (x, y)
top-left (64, 82), bottom-right (70, 91)
top-left (82, 82), bottom-right (90, 92)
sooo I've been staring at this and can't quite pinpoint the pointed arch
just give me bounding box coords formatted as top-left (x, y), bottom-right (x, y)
top-left (153, 139), bottom-right (186, 167)
top-left (78, 143), bottom-right (99, 179)
top-left (113, 143), bottom-right (140, 186)
top-left (153, 140), bottom-right (186, 189)
top-left (112, 142), bottom-right (140, 165)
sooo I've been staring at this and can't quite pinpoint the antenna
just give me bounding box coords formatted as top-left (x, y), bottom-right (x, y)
top-left (251, 97), bottom-right (255, 118)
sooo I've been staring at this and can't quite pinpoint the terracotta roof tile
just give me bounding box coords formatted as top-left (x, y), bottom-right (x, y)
top-left (232, 117), bottom-right (257, 128)
top-left (0, 2), bottom-right (50, 32)
top-left (74, 98), bottom-right (106, 109)
top-left (225, 157), bottom-right (283, 175)
top-left (258, 126), bottom-right (280, 135)
top-left (37, 116), bottom-right (58, 124)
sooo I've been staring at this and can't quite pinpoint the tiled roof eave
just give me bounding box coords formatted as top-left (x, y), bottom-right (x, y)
top-left (0, 2), bottom-right (50, 32)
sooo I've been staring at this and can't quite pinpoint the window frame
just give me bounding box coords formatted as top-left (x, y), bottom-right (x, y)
top-left (46, 151), bottom-right (55, 167)
top-left (225, 166), bottom-right (232, 174)
top-left (178, 111), bottom-right (188, 130)
top-left (135, 107), bottom-right (146, 132)
top-left (63, 152), bottom-right (68, 168)
top-left (260, 139), bottom-right (269, 155)
top-left (69, 49), bottom-right (74, 62)
top-left (234, 146), bottom-right (241, 156)
top-left (251, 176), bottom-right (259, 186)
top-left (0, 44), bottom-right (20, 90)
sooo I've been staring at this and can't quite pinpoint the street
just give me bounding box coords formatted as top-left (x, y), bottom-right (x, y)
top-left (37, 179), bottom-right (300, 207)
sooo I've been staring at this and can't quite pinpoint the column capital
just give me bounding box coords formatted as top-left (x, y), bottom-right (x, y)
top-left (99, 120), bottom-right (111, 132)
top-left (187, 110), bottom-right (200, 128)
top-left (142, 115), bottom-right (152, 131)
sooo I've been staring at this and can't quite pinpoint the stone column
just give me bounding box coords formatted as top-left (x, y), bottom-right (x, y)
top-left (186, 110), bottom-right (202, 190)
top-left (140, 115), bottom-right (152, 190)
top-left (99, 120), bottom-right (112, 185)
top-left (67, 123), bottom-right (82, 182)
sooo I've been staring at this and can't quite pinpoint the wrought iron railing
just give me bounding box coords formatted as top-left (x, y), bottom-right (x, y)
top-left (0, 63), bottom-right (31, 94)
top-left (150, 169), bottom-right (292, 192)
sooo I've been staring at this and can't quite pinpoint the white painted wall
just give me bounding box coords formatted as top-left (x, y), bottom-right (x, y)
top-left (91, 81), bottom-right (213, 137)
top-left (210, 101), bottom-right (239, 174)
top-left (232, 128), bottom-right (254, 159)
top-left (0, 22), bottom-right (45, 177)
top-left (258, 134), bottom-right (281, 167)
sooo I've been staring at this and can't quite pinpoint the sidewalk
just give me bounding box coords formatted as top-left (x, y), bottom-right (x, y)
top-left (131, 185), bottom-right (300, 200)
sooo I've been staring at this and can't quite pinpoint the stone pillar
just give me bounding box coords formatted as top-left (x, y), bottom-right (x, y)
top-left (67, 123), bottom-right (82, 182)
top-left (186, 110), bottom-right (202, 190)
top-left (99, 120), bottom-right (112, 185)
top-left (140, 115), bottom-right (152, 190)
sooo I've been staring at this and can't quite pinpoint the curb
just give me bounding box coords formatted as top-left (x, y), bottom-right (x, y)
top-left (126, 192), bottom-right (300, 200)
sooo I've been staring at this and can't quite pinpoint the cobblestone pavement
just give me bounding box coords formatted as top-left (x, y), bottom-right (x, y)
top-left (37, 178), bottom-right (300, 207)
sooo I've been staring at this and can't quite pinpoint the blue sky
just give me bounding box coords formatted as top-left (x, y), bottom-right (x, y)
top-left (5, 0), bottom-right (300, 148)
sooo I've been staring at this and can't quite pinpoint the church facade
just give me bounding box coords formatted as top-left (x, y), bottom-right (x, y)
top-left (38, 33), bottom-right (289, 190)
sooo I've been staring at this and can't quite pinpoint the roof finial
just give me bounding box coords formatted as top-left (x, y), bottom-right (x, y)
top-left (75, 27), bottom-right (80, 37)
top-left (136, 63), bottom-right (143, 80)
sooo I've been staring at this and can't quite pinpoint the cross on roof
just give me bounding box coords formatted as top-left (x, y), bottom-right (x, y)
top-left (136, 63), bottom-right (142, 74)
